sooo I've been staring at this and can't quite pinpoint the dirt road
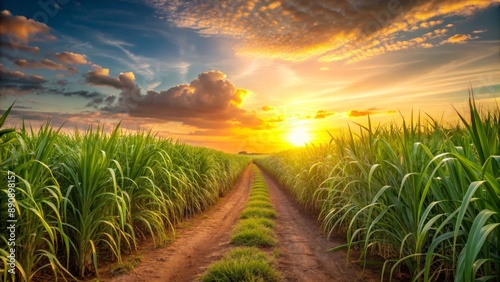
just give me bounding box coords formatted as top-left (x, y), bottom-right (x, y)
top-left (105, 164), bottom-right (380, 281)
top-left (260, 168), bottom-right (379, 282)
top-left (107, 165), bottom-right (253, 282)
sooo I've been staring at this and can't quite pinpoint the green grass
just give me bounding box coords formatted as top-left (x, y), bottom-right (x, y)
top-left (201, 166), bottom-right (280, 281)
top-left (248, 195), bottom-right (271, 202)
top-left (232, 169), bottom-right (277, 247)
top-left (245, 200), bottom-right (274, 209)
top-left (231, 219), bottom-right (276, 247)
top-left (240, 207), bottom-right (276, 219)
top-left (231, 228), bottom-right (276, 247)
top-left (237, 218), bottom-right (275, 229)
top-left (250, 189), bottom-right (269, 196)
top-left (0, 116), bottom-right (251, 281)
top-left (200, 248), bottom-right (280, 282)
top-left (256, 93), bottom-right (500, 281)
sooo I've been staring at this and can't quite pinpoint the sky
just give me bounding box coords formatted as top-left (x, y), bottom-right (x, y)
top-left (0, 0), bottom-right (499, 153)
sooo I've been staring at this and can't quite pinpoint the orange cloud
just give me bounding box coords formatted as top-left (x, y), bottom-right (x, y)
top-left (148, 0), bottom-right (500, 62)
top-left (444, 34), bottom-right (471, 44)
top-left (349, 110), bottom-right (373, 117)
top-left (265, 115), bottom-right (285, 124)
top-left (55, 52), bottom-right (89, 65)
top-left (314, 110), bottom-right (335, 119)
top-left (420, 19), bottom-right (444, 29)
top-left (15, 58), bottom-right (78, 73)
top-left (261, 105), bottom-right (274, 111)
top-left (348, 108), bottom-right (395, 117)
top-left (0, 10), bottom-right (53, 42)
top-left (0, 41), bottom-right (40, 53)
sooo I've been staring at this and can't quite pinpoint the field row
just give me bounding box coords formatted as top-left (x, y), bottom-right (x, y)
top-left (256, 98), bottom-right (500, 281)
top-left (0, 109), bottom-right (251, 281)
top-left (200, 166), bottom-right (280, 281)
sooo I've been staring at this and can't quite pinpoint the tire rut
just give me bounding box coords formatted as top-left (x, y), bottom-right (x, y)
top-left (259, 167), bottom-right (380, 282)
top-left (104, 165), bottom-right (253, 282)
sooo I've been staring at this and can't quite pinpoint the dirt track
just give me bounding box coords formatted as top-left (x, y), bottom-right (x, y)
top-left (107, 165), bottom-right (253, 282)
top-left (260, 168), bottom-right (379, 282)
top-left (105, 164), bottom-right (381, 281)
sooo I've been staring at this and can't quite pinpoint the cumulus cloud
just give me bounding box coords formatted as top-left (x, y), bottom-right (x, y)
top-left (55, 52), bottom-right (89, 65)
top-left (85, 64), bottom-right (142, 110)
top-left (147, 0), bottom-right (500, 62)
top-left (0, 10), bottom-right (53, 42)
top-left (86, 65), bottom-right (137, 89)
top-left (84, 67), bottom-right (261, 129)
top-left (15, 58), bottom-right (78, 73)
top-left (135, 71), bottom-right (260, 128)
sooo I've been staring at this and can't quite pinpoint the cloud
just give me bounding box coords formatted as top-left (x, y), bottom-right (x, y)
top-left (314, 110), bottom-right (335, 119)
top-left (0, 10), bottom-right (54, 42)
top-left (443, 34), bottom-right (472, 44)
top-left (44, 87), bottom-right (117, 110)
top-left (0, 41), bottom-right (40, 53)
top-left (3, 109), bottom-right (129, 132)
top-left (134, 71), bottom-right (261, 129)
top-left (472, 29), bottom-right (487, 34)
top-left (13, 105), bottom-right (32, 110)
top-left (55, 79), bottom-right (69, 86)
top-left (84, 67), bottom-right (261, 129)
top-left (420, 20), bottom-right (444, 29)
top-left (0, 62), bottom-right (114, 109)
top-left (0, 63), bottom-right (46, 94)
top-left (57, 90), bottom-right (102, 99)
top-left (147, 0), bottom-right (500, 62)
top-left (85, 64), bottom-right (142, 110)
top-left (85, 65), bottom-right (136, 89)
top-left (348, 108), bottom-right (396, 117)
top-left (85, 95), bottom-right (117, 109)
top-left (261, 105), bottom-right (274, 111)
top-left (55, 52), bottom-right (89, 65)
top-left (348, 109), bottom-right (376, 117)
top-left (266, 115), bottom-right (285, 124)
top-left (15, 58), bottom-right (78, 73)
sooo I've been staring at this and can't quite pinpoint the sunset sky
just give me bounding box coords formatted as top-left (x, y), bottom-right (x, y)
top-left (1, 0), bottom-right (499, 153)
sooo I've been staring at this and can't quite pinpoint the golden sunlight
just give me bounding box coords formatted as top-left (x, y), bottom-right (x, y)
top-left (288, 127), bottom-right (311, 146)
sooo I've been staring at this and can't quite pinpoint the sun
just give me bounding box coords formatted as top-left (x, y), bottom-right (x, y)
top-left (288, 127), bottom-right (311, 147)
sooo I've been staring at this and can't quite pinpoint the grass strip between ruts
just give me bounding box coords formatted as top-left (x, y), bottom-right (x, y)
top-left (199, 165), bottom-right (280, 281)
